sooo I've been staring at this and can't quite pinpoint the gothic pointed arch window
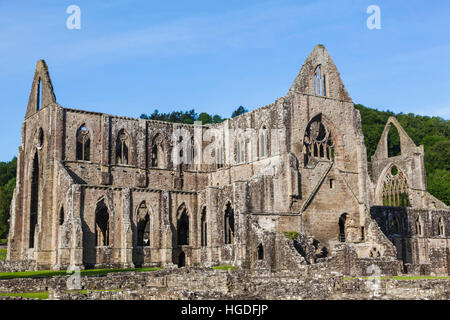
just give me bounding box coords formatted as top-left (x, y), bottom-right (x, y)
top-left (257, 243), bottom-right (264, 260)
top-left (201, 207), bottom-right (207, 247)
top-left (217, 144), bottom-right (224, 169)
top-left (437, 217), bottom-right (445, 236)
top-left (237, 137), bottom-right (245, 164)
top-left (37, 128), bottom-right (44, 148)
top-left (151, 133), bottom-right (166, 168)
top-left (136, 202), bottom-right (150, 246)
top-left (314, 65), bottom-right (326, 97)
top-left (177, 204), bottom-right (189, 246)
top-left (415, 217), bottom-right (423, 237)
top-left (382, 166), bottom-right (409, 207)
top-left (29, 151), bottom-right (39, 248)
top-left (189, 135), bottom-right (196, 167)
top-left (259, 126), bottom-right (268, 158)
top-left (59, 207), bottom-right (65, 226)
top-left (95, 200), bottom-right (110, 246)
top-left (76, 125), bottom-right (90, 161)
top-left (224, 202), bottom-right (234, 244)
top-left (303, 114), bottom-right (334, 166)
top-left (37, 78), bottom-right (42, 110)
top-left (338, 213), bottom-right (347, 242)
top-left (116, 129), bottom-right (130, 165)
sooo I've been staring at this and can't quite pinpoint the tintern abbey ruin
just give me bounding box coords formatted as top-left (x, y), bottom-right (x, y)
top-left (6, 45), bottom-right (450, 278)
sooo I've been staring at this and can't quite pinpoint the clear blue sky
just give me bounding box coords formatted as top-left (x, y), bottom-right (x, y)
top-left (0, 0), bottom-right (449, 161)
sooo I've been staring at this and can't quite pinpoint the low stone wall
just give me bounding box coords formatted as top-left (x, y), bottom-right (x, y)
top-left (0, 260), bottom-right (36, 273)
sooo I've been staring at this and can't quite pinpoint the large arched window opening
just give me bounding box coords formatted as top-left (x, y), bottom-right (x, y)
top-left (314, 65), bottom-right (326, 97)
top-left (338, 213), bottom-right (347, 242)
top-left (76, 125), bottom-right (90, 161)
top-left (382, 166), bottom-right (409, 207)
top-left (224, 203), bottom-right (234, 244)
top-left (177, 205), bottom-right (189, 246)
top-left (201, 207), bottom-right (207, 247)
top-left (29, 152), bottom-right (39, 248)
top-left (136, 202), bottom-right (150, 247)
top-left (387, 125), bottom-right (401, 158)
top-left (303, 115), bottom-right (334, 167)
top-left (151, 133), bottom-right (165, 168)
top-left (116, 129), bottom-right (130, 165)
top-left (95, 201), bottom-right (110, 246)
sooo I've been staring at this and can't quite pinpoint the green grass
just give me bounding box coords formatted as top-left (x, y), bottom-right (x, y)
top-left (0, 249), bottom-right (6, 261)
top-left (0, 292), bottom-right (49, 300)
top-left (0, 267), bottom-right (161, 280)
top-left (344, 275), bottom-right (450, 281)
top-left (212, 265), bottom-right (236, 271)
top-left (283, 231), bottom-right (299, 240)
top-left (0, 239), bottom-right (7, 245)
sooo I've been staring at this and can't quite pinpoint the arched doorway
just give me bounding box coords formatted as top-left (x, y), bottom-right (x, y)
top-left (136, 202), bottom-right (150, 247)
top-left (338, 214), bottom-right (347, 242)
top-left (177, 205), bottom-right (189, 246)
top-left (178, 251), bottom-right (185, 268)
top-left (95, 201), bottom-right (109, 246)
top-left (257, 243), bottom-right (264, 260)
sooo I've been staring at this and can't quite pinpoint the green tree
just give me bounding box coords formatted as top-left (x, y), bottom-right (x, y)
top-left (0, 157), bottom-right (16, 238)
top-left (231, 106), bottom-right (248, 118)
top-left (198, 112), bottom-right (213, 125)
top-left (212, 115), bottom-right (224, 124)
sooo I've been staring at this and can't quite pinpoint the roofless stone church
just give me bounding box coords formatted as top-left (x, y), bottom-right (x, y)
top-left (6, 45), bottom-right (450, 276)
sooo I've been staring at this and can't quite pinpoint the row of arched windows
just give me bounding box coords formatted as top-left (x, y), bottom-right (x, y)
top-left (388, 215), bottom-right (446, 237)
top-left (75, 125), bottom-right (166, 168)
top-left (415, 217), bottom-right (446, 237)
top-left (92, 201), bottom-right (235, 248)
top-left (74, 123), bottom-right (273, 168)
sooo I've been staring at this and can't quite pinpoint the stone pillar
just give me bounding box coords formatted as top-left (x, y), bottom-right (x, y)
top-left (120, 188), bottom-right (134, 268)
top-left (161, 191), bottom-right (173, 266)
top-left (69, 185), bottom-right (84, 269)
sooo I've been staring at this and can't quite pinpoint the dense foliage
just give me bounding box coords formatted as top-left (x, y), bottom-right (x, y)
top-left (0, 157), bottom-right (16, 238)
top-left (355, 104), bottom-right (449, 205)
top-left (140, 109), bottom-right (226, 124)
top-left (0, 105), bottom-right (447, 237)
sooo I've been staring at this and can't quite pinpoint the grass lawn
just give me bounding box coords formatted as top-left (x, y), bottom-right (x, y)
top-left (0, 239), bottom-right (7, 245)
top-left (0, 292), bottom-right (49, 300)
top-left (344, 275), bottom-right (450, 281)
top-left (0, 267), bottom-right (161, 280)
top-left (0, 249), bottom-right (6, 261)
top-left (212, 265), bottom-right (236, 271)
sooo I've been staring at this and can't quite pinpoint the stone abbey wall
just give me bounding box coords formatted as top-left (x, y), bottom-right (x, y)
top-left (6, 45), bottom-right (450, 277)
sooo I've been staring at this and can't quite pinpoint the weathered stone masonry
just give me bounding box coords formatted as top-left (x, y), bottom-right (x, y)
top-left (6, 45), bottom-right (450, 276)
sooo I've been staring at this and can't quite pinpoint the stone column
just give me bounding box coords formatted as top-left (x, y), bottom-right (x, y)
top-left (120, 188), bottom-right (134, 268)
top-left (69, 185), bottom-right (84, 269)
top-left (160, 191), bottom-right (174, 266)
